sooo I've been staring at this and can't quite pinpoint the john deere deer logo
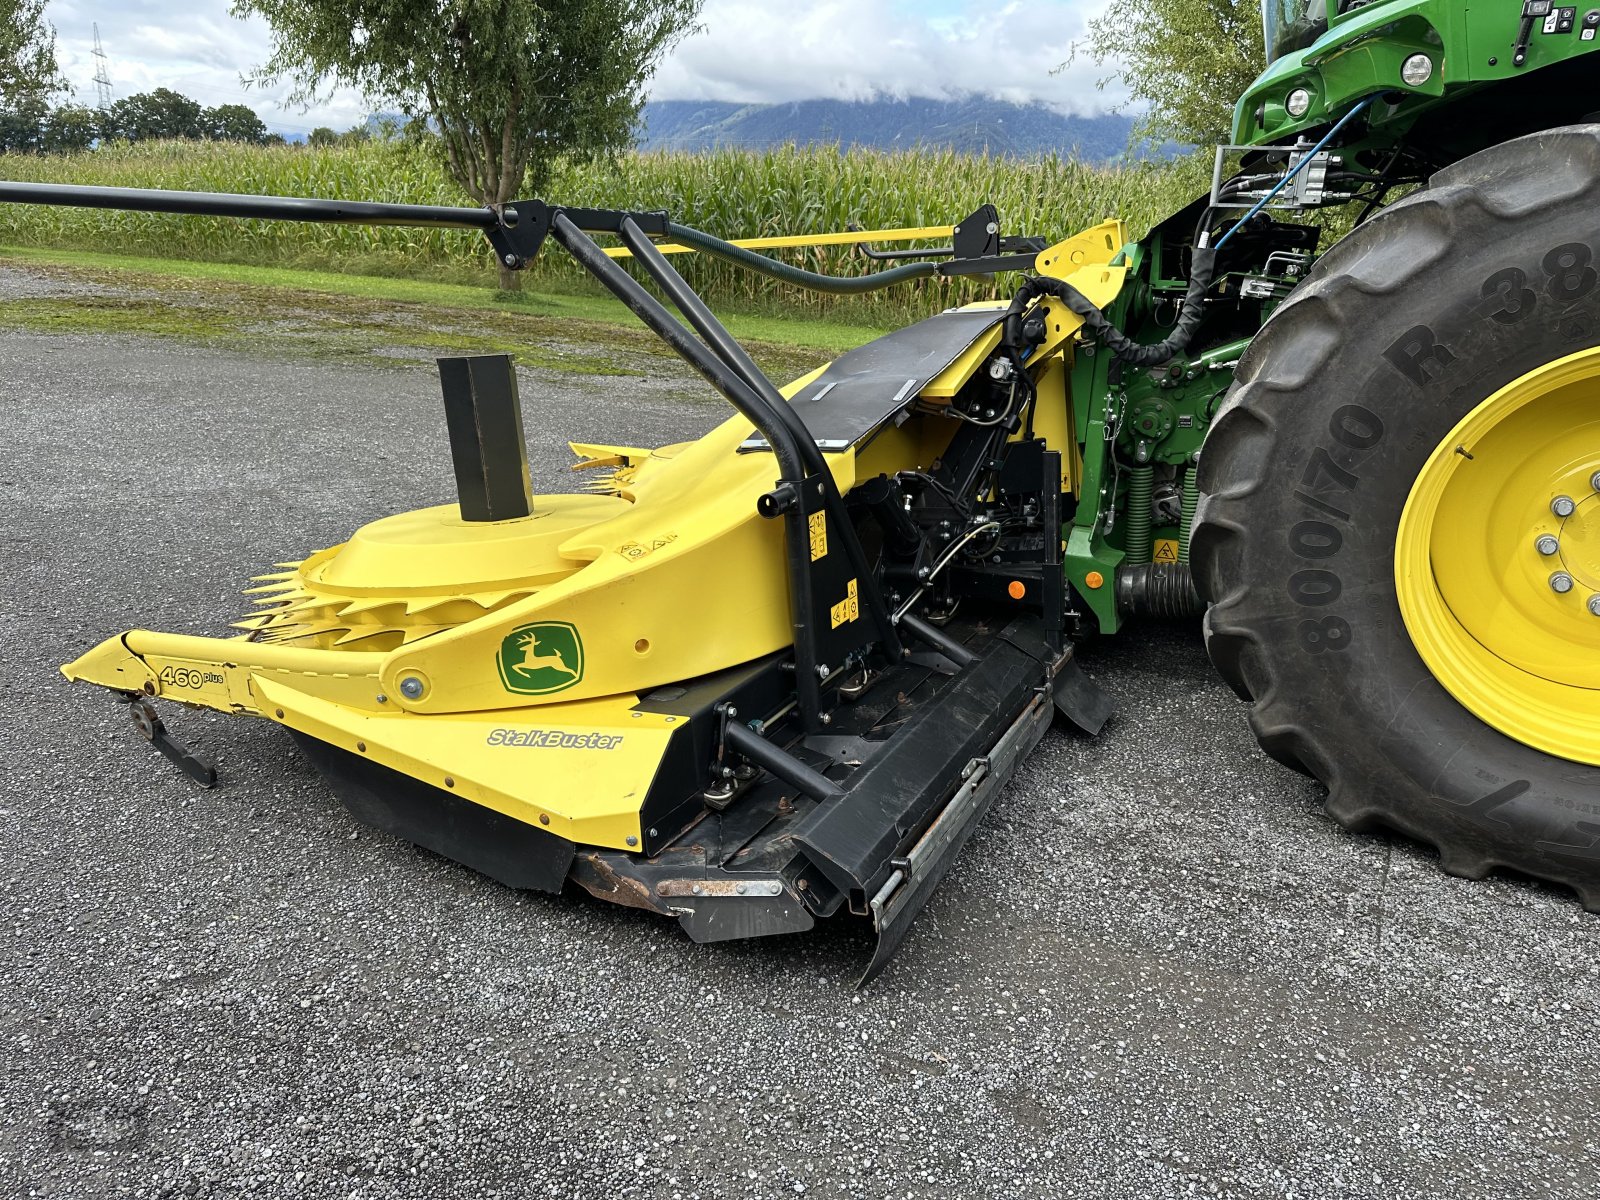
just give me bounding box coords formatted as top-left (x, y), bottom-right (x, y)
top-left (496, 622), bottom-right (584, 696)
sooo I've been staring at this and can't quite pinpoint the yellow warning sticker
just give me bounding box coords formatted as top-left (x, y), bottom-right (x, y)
top-left (1153, 538), bottom-right (1180, 564)
top-left (808, 511), bottom-right (828, 561)
top-left (829, 579), bottom-right (860, 629)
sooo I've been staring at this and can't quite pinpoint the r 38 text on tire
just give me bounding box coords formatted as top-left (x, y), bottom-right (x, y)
top-left (1287, 238), bottom-right (1598, 655)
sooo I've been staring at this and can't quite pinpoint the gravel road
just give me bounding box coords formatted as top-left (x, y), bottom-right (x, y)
top-left (1, 264), bottom-right (1597, 1200)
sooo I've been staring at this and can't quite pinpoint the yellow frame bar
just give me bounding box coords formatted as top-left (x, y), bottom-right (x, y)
top-left (603, 224), bottom-right (955, 259)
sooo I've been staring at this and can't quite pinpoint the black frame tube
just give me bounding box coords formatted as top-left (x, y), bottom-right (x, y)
top-left (548, 212), bottom-right (811, 483)
top-left (724, 721), bottom-right (844, 801)
top-left (619, 218), bottom-right (823, 474)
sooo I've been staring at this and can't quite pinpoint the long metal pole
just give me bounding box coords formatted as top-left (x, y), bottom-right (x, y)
top-left (0, 180), bottom-right (499, 230)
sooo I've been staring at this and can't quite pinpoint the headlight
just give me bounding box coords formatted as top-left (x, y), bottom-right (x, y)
top-left (1285, 88), bottom-right (1312, 118)
top-left (1401, 54), bottom-right (1433, 85)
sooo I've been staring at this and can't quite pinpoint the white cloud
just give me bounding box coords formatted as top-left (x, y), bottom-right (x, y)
top-left (40, 0), bottom-right (1124, 137)
top-left (647, 0), bottom-right (1124, 114)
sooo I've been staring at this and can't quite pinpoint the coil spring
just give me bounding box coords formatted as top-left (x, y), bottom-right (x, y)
top-left (1125, 464), bottom-right (1154, 565)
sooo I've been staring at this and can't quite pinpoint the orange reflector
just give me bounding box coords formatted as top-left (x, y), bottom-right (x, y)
top-left (1084, 571), bottom-right (1105, 590)
top-left (1007, 580), bottom-right (1026, 599)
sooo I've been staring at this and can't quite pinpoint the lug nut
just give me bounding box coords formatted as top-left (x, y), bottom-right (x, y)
top-left (1590, 595), bottom-right (1600, 617)
top-left (1536, 535), bottom-right (1560, 556)
top-left (1591, 470), bottom-right (1600, 492)
top-left (1552, 495), bottom-right (1577, 518)
top-left (1551, 572), bottom-right (1575, 594)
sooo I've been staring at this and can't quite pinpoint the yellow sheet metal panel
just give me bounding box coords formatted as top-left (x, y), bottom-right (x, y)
top-left (381, 415), bottom-right (794, 714)
top-left (920, 322), bottom-right (1007, 401)
top-left (255, 678), bottom-right (671, 848)
top-left (61, 633), bottom-right (158, 694)
top-left (1010, 352), bottom-right (1075, 494)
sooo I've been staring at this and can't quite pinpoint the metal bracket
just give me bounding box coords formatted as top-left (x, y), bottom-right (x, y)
top-left (486, 201), bottom-right (673, 270)
top-left (656, 878), bottom-right (785, 898)
top-left (127, 696), bottom-right (217, 787)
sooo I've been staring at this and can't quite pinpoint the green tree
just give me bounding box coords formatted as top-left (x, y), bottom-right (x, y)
top-left (1076, 0), bottom-right (1263, 146)
top-left (0, 94), bottom-right (44, 151)
top-left (104, 88), bottom-right (207, 141)
top-left (205, 102), bottom-right (270, 143)
top-left (233, 0), bottom-right (703, 288)
top-left (0, 0), bottom-right (63, 104)
top-left (41, 102), bottom-right (97, 152)
top-left (306, 125), bottom-right (337, 146)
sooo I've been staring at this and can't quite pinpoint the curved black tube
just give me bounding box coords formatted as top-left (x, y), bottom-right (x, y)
top-left (665, 222), bottom-right (939, 294)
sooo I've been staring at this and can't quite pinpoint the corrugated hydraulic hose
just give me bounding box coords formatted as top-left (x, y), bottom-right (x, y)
top-left (665, 221), bottom-right (940, 294)
top-left (1003, 247), bottom-right (1217, 368)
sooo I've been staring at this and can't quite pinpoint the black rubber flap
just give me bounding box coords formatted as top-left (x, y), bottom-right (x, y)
top-left (293, 733), bottom-right (576, 893)
top-left (743, 309), bottom-right (1004, 452)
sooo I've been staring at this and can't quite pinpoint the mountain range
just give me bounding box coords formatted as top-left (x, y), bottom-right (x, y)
top-left (635, 97), bottom-right (1134, 159)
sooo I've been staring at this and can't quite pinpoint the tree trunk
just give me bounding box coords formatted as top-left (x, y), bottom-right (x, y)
top-left (497, 259), bottom-right (521, 291)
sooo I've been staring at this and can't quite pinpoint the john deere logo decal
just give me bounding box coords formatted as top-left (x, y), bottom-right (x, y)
top-left (497, 622), bottom-right (584, 695)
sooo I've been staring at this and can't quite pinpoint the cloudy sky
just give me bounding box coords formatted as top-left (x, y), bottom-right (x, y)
top-left (44, 0), bottom-right (1123, 138)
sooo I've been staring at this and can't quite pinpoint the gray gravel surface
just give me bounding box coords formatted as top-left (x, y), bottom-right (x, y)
top-left (1, 269), bottom-right (1597, 1200)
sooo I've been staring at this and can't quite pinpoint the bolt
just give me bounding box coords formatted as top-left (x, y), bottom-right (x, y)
top-left (1591, 470), bottom-right (1600, 492)
top-left (735, 883), bottom-right (748, 895)
top-left (648, 828), bottom-right (658, 838)
top-left (692, 884), bottom-right (703, 896)
top-left (1552, 495), bottom-right (1577, 518)
top-left (1536, 535), bottom-right (1561, 556)
top-left (375, 693), bottom-right (388, 704)
top-left (817, 664), bottom-right (831, 679)
top-left (399, 676), bottom-right (424, 700)
top-left (502, 253), bottom-right (517, 267)
top-left (625, 835), bottom-right (638, 847)
top-left (820, 712), bottom-right (832, 726)
top-left (1551, 572), bottom-right (1576, 594)
top-left (1589, 595), bottom-right (1600, 616)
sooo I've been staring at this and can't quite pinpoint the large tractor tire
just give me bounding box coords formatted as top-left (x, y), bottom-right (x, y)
top-left (1192, 125), bottom-right (1600, 906)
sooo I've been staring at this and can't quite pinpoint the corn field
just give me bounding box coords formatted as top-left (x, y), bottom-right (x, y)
top-left (0, 139), bottom-right (1211, 323)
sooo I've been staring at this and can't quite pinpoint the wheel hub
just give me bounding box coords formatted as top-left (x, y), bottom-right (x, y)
top-left (1396, 346), bottom-right (1600, 766)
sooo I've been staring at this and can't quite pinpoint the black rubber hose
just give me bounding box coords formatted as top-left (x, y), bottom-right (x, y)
top-left (664, 221), bottom-right (940, 294)
top-left (1004, 247), bottom-right (1217, 368)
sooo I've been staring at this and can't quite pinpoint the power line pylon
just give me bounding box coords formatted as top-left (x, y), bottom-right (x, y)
top-left (91, 24), bottom-right (113, 110)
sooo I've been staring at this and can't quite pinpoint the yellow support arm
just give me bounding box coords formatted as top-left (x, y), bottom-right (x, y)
top-left (602, 224), bottom-right (954, 259)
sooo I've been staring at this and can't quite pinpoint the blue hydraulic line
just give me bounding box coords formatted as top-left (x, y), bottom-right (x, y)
top-left (1211, 95), bottom-right (1377, 251)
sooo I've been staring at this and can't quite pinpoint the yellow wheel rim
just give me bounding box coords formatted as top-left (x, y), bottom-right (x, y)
top-left (1397, 346), bottom-right (1600, 766)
